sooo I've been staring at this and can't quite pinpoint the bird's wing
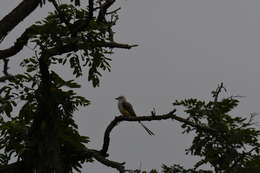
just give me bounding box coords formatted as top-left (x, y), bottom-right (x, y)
top-left (122, 101), bottom-right (137, 117)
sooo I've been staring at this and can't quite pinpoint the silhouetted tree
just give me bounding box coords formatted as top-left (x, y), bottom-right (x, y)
top-left (144, 84), bottom-right (260, 173)
top-left (0, 0), bottom-right (136, 172)
top-left (0, 1), bottom-right (260, 173)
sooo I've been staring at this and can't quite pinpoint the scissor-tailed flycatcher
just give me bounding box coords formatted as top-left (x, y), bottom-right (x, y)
top-left (115, 96), bottom-right (154, 136)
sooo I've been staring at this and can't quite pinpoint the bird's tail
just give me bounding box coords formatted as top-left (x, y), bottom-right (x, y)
top-left (138, 121), bottom-right (155, 136)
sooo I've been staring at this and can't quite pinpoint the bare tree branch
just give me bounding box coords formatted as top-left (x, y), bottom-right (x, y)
top-left (87, 149), bottom-right (125, 173)
top-left (0, 25), bottom-right (37, 60)
top-left (0, 0), bottom-right (41, 42)
top-left (100, 109), bottom-right (217, 156)
top-left (212, 82), bottom-right (227, 102)
top-left (38, 41), bottom-right (137, 59)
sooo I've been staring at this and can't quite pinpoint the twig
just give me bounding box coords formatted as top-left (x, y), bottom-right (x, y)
top-left (0, 58), bottom-right (14, 83)
top-left (97, 0), bottom-right (116, 22)
top-left (151, 107), bottom-right (156, 116)
top-left (106, 7), bottom-right (121, 15)
top-left (3, 58), bottom-right (10, 76)
top-left (212, 82), bottom-right (226, 102)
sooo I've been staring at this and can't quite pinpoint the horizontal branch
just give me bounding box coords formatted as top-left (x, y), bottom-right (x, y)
top-left (42, 41), bottom-right (137, 58)
top-left (100, 109), bottom-right (216, 156)
top-left (0, 30), bottom-right (136, 61)
top-left (100, 111), bottom-right (177, 156)
top-left (98, 42), bottom-right (138, 49)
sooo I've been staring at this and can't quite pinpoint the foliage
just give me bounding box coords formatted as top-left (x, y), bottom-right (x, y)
top-left (0, 1), bottom-right (124, 172)
top-left (31, 4), bottom-right (115, 87)
top-left (144, 85), bottom-right (260, 173)
top-left (161, 164), bottom-right (212, 173)
top-left (1, 1), bottom-right (260, 173)
top-left (174, 87), bottom-right (260, 173)
top-left (0, 62), bottom-right (91, 171)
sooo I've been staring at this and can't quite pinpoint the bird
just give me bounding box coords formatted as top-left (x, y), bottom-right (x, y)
top-left (115, 96), bottom-right (154, 135)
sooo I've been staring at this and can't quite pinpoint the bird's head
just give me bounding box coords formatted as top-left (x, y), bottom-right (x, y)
top-left (115, 96), bottom-right (126, 101)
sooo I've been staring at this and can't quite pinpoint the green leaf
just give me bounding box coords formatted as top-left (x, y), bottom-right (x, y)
top-left (65, 80), bottom-right (81, 88)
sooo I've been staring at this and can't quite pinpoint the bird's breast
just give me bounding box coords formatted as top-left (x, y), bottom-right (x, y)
top-left (118, 102), bottom-right (131, 116)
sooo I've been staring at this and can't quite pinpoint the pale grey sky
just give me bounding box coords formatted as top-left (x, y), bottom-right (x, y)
top-left (1, 0), bottom-right (260, 172)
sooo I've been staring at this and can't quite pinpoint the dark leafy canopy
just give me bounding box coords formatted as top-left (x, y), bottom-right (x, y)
top-left (146, 85), bottom-right (260, 173)
top-left (31, 4), bottom-right (116, 87)
top-left (0, 1), bottom-right (133, 173)
top-left (173, 92), bottom-right (260, 173)
top-left (0, 52), bottom-right (91, 171)
top-left (1, 1), bottom-right (260, 173)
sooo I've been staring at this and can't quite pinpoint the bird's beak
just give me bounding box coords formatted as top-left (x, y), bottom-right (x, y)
top-left (115, 97), bottom-right (119, 100)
